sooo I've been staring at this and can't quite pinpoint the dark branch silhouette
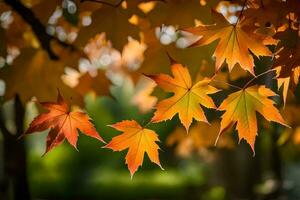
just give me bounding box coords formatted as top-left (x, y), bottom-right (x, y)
top-left (80, 0), bottom-right (125, 7)
top-left (4, 0), bottom-right (75, 60)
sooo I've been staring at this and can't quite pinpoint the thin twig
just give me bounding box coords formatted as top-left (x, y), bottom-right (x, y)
top-left (143, 120), bottom-right (153, 128)
top-left (243, 68), bottom-right (276, 89)
top-left (234, 0), bottom-right (248, 27)
top-left (211, 79), bottom-right (242, 90)
top-left (80, 0), bottom-right (125, 7)
top-left (210, 70), bottom-right (243, 90)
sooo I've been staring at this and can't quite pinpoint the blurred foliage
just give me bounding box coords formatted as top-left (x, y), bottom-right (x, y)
top-left (0, 0), bottom-right (300, 199)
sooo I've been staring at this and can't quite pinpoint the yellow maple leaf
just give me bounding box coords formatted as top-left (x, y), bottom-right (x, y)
top-left (218, 85), bottom-right (288, 153)
top-left (105, 120), bottom-right (163, 177)
top-left (184, 10), bottom-right (272, 75)
top-left (147, 61), bottom-right (219, 132)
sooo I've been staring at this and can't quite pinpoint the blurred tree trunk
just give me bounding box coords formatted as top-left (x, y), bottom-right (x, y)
top-left (212, 66), bottom-right (281, 199)
top-left (264, 67), bottom-right (283, 199)
top-left (213, 144), bottom-right (261, 200)
top-left (0, 95), bottom-right (30, 200)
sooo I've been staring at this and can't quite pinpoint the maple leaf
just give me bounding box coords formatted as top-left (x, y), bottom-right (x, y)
top-left (274, 29), bottom-right (300, 78)
top-left (105, 120), bottom-right (163, 177)
top-left (276, 66), bottom-right (300, 106)
top-left (184, 10), bottom-right (272, 75)
top-left (24, 92), bottom-right (105, 154)
top-left (147, 61), bottom-right (219, 132)
top-left (243, 0), bottom-right (286, 28)
top-left (217, 85), bottom-right (288, 153)
top-left (273, 29), bottom-right (300, 105)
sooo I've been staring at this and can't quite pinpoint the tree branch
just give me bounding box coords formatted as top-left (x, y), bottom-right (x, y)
top-left (80, 0), bottom-right (125, 7)
top-left (4, 0), bottom-right (74, 60)
top-left (234, 0), bottom-right (248, 27)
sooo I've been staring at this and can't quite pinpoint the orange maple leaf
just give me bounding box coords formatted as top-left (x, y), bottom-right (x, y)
top-left (105, 120), bottom-right (163, 177)
top-left (147, 62), bottom-right (219, 132)
top-left (184, 10), bottom-right (272, 75)
top-left (274, 29), bottom-right (300, 77)
top-left (273, 29), bottom-right (300, 105)
top-left (217, 85), bottom-right (288, 153)
top-left (276, 66), bottom-right (300, 106)
top-left (24, 92), bottom-right (104, 154)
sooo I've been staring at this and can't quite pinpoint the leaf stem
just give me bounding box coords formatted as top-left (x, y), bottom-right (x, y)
top-left (142, 119), bottom-right (154, 129)
top-left (210, 72), bottom-right (242, 90)
top-left (243, 68), bottom-right (276, 89)
top-left (234, 0), bottom-right (248, 27)
top-left (211, 79), bottom-right (242, 90)
top-left (80, 0), bottom-right (125, 7)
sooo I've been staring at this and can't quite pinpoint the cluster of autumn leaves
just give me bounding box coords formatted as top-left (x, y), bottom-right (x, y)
top-left (23, 59), bottom-right (289, 176)
top-left (1, 0), bottom-right (300, 176)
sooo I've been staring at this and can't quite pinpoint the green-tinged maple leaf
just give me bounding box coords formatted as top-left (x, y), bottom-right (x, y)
top-left (218, 85), bottom-right (288, 152)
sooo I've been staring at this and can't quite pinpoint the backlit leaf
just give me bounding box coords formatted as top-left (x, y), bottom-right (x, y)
top-left (24, 92), bottom-right (104, 154)
top-left (184, 11), bottom-right (272, 75)
top-left (147, 61), bottom-right (218, 131)
top-left (218, 85), bottom-right (288, 152)
top-left (105, 120), bottom-right (163, 177)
